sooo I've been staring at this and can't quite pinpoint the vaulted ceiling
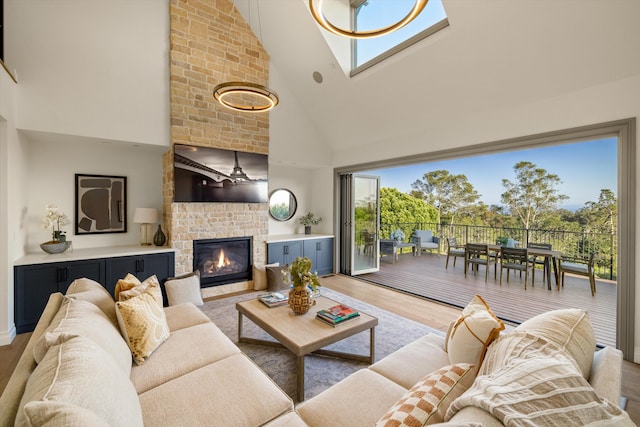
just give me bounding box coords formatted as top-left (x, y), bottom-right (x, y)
top-left (233, 0), bottom-right (640, 153)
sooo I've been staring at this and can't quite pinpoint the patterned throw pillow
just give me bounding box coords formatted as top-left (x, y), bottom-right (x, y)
top-left (446, 295), bottom-right (504, 370)
top-left (116, 274), bottom-right (163, 308)
top-left (376, 363), bottom-right (476, 427)
top-left (115, 290), bottom-right (170, 365)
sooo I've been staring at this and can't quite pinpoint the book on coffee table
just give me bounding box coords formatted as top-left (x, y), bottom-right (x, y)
top-left (316, 303), bottom-right (360, 326)
top-left (258, 292), bottom-right (288, 308)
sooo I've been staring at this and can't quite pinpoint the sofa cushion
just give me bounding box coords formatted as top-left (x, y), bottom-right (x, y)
top-left (138, 353), bottom-right (293, 427)
top-left (370, 333), bottom-right (449, 389)
top-left (130, 322), bottom-right (241, 394)
top-left (165, 271), bottom-right (204, 306)
top-left (16, 335), bottom-right (143, 427)
top-left (116, 274), bottom-right (163, 308)
top-left (514, 308), bottom-right (596, 379)
top-left (262, 411), bottom-right (309, 427)
top-left (163, 302), bottom-right (211, 332)
top-left (33, 296), bottom-right (131, 375)
top-left (296, 369), bottom-right (406, 427)
top-left (375, 363), bottom-right (475, 426)
top-left (446, 295), bottom-right (504, 370)
top-left (65, 277), bottom-right (117, 326)
top-left (116, 290), bottom-right (170, 365)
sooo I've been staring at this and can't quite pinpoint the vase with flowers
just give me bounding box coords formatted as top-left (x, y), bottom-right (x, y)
top-left (299, 211), bottom-right (322, 235)
top-left (40, 204), bottom-right (72, 254)
top-left (285, 256), bottom-right (321, 315)
top-left (391, 229), bottom-right (405, 242)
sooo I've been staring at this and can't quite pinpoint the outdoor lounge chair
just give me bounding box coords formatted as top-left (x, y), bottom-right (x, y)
top-left (412, 230), bottom-right (439, 255)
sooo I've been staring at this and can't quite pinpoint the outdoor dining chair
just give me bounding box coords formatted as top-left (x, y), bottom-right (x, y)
top-left (445, 237), bottom-right (465, 269)
top-left (558, 252), bottom-right (597, 296)
top-left (499, 247), bottom-right (534, 288)
top-left (527, 242), bottom-right (552, 284)
top-left (464, 243), bottom-right (497, 282)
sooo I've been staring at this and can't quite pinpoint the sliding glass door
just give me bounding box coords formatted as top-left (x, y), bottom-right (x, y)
top-left (340, 174), bottom-right (380, 275)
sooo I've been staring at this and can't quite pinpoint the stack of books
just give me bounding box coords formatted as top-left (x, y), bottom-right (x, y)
top-left (316, 303), bottom-right (360, 326)
top-left (258, 292), bottom-right (288, 308)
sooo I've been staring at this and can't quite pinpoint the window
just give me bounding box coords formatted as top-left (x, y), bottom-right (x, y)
top-left (352, 0), bottom-right (448, 72)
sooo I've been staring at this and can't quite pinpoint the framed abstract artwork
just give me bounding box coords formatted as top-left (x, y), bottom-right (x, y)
top-left (75, 174), bottom-right (127, 235)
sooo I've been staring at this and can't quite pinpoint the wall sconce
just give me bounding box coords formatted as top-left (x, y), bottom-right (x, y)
top-left (133, 208), bottom-right (158, 246)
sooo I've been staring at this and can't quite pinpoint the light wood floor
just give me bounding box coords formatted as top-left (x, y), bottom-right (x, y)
top-left (0, 275), bottom-right (638, 425)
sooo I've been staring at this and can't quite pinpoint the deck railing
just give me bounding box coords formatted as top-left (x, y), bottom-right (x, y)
top-left (378, 222), bottom-right (617, 280)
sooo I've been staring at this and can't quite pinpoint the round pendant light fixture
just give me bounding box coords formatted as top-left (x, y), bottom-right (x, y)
top-left (309, 0), bottom-right (428, 39)
top-left (213, 82), bottom-right (279, 112)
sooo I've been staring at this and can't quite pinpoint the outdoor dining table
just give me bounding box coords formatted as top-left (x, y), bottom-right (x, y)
top-left (468, 244), bottom-right (561, 290)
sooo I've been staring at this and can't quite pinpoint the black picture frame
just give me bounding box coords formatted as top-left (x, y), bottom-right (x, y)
top-left (75, 174), bottom-right (127, 235)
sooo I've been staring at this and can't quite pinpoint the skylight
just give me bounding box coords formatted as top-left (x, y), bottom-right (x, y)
top-left (353, 0), bottom-right (448, 72)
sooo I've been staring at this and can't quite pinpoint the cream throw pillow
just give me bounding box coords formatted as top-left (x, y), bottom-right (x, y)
top-left (376, 363), bottom-right (476, 426)
top-left (164, 271), bottom-right (203, 306)
top-left (514, 308), bottom-right (596, 378)
top-left (17, 335), bottom-right (143, 427)
top-left (446, 295), bottom-right (504, 370)
top-left (65, 277), bottom-right (117, 326)
top-left (116, 273), bottom-right (163, 308)
top-left (116, 290), bottom-right (170, 365)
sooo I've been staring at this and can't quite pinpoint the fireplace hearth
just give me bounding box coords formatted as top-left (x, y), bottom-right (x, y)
top-left (193, 237), bottom-right (252, 288)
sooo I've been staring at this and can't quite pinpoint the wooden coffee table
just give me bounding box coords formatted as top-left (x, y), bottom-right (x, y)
top-left (236, 295), bottom-right (378, 401)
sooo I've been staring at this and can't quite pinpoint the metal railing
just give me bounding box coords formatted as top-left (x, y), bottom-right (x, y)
top-left (378, 222), bottom-right (617, 280)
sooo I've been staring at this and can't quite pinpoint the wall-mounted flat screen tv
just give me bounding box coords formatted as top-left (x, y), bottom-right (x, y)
top-left (174, 144), bottom-right (268, 203)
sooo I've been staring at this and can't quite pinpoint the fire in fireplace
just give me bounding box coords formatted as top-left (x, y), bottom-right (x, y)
top-left (193, 237), bottom-right (252, 287)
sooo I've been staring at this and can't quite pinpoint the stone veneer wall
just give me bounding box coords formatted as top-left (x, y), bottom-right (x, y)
top-left (165, 0), bottom-right (270, 297)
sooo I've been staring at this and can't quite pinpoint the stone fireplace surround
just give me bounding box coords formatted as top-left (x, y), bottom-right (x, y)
top-left (163, 0), bottom-right (272, 298)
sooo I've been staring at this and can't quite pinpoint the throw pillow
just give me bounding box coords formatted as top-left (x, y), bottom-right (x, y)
top-left (115, 290), bottom-right (170, 365)
top-left (65, 277), bottom-right (117, 326)
top-left (375, 363), bottom-right (476, 427)
top-left (116, 274), bottom-right (163, 308)
top-left (514, 308), bottom-right (596, 379)
top-left (164, 271), bottom-right (204, 306)
top-left (266, 265), bottom-right (290, 292)
top-left (446, 295), bottom-right (504, 370)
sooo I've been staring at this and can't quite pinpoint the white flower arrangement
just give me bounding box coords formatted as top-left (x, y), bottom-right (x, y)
top-left (391, 229), bottom-right (405, 242)
top-left (42, 204), bottom-right (71, 243)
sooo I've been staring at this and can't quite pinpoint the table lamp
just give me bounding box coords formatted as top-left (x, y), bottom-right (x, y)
top-left (133, 208), bottom-right (158, 246)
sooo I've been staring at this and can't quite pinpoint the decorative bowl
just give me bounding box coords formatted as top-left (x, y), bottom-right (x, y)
top-left (40, 241), bottom-right (71, 254)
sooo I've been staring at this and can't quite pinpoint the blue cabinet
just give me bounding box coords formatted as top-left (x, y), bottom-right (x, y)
top-left (267, 236), bottom-right (334, 276)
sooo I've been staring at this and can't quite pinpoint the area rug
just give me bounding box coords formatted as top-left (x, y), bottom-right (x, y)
top-left (199, 288), bottom-right (444, 401)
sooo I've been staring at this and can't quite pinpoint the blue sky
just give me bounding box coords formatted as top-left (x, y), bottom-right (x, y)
top-left (363, 138), bottom-right (618, 211)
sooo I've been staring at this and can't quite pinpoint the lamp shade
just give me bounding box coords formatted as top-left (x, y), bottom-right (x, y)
top-left (133, 208), bottom-right (158, 224)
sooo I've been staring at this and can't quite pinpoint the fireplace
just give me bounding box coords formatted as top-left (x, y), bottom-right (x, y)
top-left (193, 237), bottom-right (253, 288)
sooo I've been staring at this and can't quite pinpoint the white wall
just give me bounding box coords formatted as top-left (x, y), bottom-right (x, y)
top-left (4, 0), bottom-right (170, 147)
top-left (25, 138), bottom-right (166, 252)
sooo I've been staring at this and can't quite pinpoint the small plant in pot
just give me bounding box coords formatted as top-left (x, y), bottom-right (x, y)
top-left (299, 211), bottom-right (322, 235)
top-left (285, 257), bottom-right (321, 315)
top-left (41, 204), bottom-right (72, 254)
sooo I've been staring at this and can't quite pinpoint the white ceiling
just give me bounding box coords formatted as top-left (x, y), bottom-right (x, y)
top-left (233, 0), bottom-right (640, 152)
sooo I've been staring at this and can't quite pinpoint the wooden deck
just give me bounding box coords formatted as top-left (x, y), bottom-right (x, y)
top-left (359, 251), bottom-right (617, 347)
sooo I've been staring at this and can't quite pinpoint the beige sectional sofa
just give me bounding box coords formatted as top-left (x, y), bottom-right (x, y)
top-left (1, 277), bottom-right (632, 427)
top-left (0, 278), bottom-right (295, 427)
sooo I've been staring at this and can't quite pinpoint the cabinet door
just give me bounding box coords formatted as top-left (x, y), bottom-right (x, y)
top-left (14, 264), bottom-right (61, 333)
top-left (141, 253), bottom-right (175, 284)
top-left (304, 238), bottom-right (334, 276)
top-left (59, 259), bottom-right (105, 294)
top-left (106, 253), bottom-right (175, 304)
top-left (267, 241), bottom-right (303, 266)
top-left (105, 256), bottom-right (139, 296)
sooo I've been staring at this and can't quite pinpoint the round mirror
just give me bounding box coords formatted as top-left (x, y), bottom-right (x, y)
top-left (269, 188), bottom-right (298, 221)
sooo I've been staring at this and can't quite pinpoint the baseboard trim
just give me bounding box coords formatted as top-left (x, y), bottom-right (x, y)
top-left (0, 324), bottom-right (17, 346)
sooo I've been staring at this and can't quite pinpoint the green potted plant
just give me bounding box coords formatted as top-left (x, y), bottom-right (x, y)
top-left (286, 257), bottom-right (321, 315)
top-left (299, 211), bottom-right (322, 235)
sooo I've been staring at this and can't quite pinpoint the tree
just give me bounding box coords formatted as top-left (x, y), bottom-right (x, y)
top-left (578, 189), bottom-right (617, 235)
top-left (380, 188), bottom-right (438, 238)
top-left (410, 170), bottom-right (480, 225)
top-left (500, 161), bottom-right (568, 229)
